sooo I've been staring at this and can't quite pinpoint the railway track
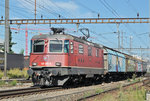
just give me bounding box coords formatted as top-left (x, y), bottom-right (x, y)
top-left (77, 78), bottom-right (150, 101)
top-left (1, 77), bottom-right (149, 100)
top-left (0, 86), bottom-right (62, 100)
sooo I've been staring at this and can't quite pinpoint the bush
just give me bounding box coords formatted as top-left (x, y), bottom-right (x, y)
top-left (22, 68), bottom-right (29, 78)
top-left (10, 80), bottom-right (17, 86)
top-left (7, 68), bottom-right (22, 78)
top-left (132, 74), bottom-right (136, 81)
top-left (0, 70), bottom-right (3, 79)
top-left (0, 80), bottom-right (5, 86)
top-left (7, 68), bottom-right (29, 79)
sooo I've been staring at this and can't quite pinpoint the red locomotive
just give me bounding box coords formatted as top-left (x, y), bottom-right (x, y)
top-left (29, 28), bottom-right (104, 86)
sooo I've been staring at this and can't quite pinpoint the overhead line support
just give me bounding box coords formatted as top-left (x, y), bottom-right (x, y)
top-left (3, 0), bottom-right (9, 80)
top-left (0, 18), bottom-right (150, 25)
top-left (35, 0), bottom-right (36, 20)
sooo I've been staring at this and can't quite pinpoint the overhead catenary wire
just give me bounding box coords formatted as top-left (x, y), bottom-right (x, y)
top-left (72, 1), bottom-right (118, 47)
top-left (0, 0), bottom-right (135, 48)
top-left (0, 0), bottom-right (148, 56)
top-left (24, 0), bottom-right (65, 18)
top-left (75, 1), bottom-right (99, 14)
top-left (0, 2), bottom-right (31, 19)
top-left (97, 0), bottom-right (147, 49)
top-left (42, 0), bottom-right (73, 18)
top-left (98, 0), bottom-right (147, 55)
top-left (35, 0), bottom-right (116, 47)
top-left (124, 0), bottom-right (138, 13)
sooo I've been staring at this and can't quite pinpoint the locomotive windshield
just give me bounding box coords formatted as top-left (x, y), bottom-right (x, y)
top-left (49, 40), bottom-right (63, 52)
top-left (33, 40), bottom-right (44, 52)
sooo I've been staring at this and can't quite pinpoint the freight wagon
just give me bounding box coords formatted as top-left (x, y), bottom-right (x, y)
top-left (104, 47), bottom-right (147, 79)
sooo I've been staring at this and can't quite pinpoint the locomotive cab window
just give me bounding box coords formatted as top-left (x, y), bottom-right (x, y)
top-left (64, 40), bottom-right (69, 53)
top-left (49, 40), bottom-right (63, 52)
top-left (33, 40), bottom-right (44, 53)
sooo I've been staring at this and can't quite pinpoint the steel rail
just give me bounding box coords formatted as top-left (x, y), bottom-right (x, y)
top-left (0, 86), bottom-right (62, 99)
top-left (1, 79), bottom-right (32, 83)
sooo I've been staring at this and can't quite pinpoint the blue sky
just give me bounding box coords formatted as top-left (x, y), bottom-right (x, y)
top-left (0, 0), bottom-right (149, 58)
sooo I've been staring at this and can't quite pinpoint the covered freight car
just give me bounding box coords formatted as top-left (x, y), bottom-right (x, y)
top-left (125, 54), bottom-right (147, 76)
top-left (103, 48), bottom-right (127, 81)
top-left (104, 48), bottom-right (126, 73)
top-left (125, 55), bottom-right (136, 72)
top-left (104, 47), bottom-right (147, 79)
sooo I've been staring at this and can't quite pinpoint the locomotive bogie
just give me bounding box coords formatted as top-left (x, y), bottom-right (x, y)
top-left (30, 67), bottom-right (105, 86)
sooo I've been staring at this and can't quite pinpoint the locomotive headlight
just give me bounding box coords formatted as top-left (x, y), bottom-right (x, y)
top-left (32, 62), bottom-right (37, 66)
top-left (55, 62), bottom-right (61, 66)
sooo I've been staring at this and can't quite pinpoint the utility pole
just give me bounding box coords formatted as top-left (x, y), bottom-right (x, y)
top-left (140, 46), bottom-right (142, 57)
top-left (149, 34), bottom-right (150, 59)
top-left (3, 0), bottom-right (9, 79)
top-left (35, 0), bottom-right (36, 23)
top-left (25, 24), bottom-right (28, 56)
top-left (76, 23), bottom-right (80, 32)
top-left (121, 31), bottom-right (123, 52)
top-left (149, 0), bottom-right (150, 61)
top-left (130, 36), bottom-right (133, 53)
top-left (117, 24), bottom-right (120, 51)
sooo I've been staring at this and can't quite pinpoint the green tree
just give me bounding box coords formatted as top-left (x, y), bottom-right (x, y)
top-left (2, 28), bottom-right (17, 53)
top-left (9, 28), bottom-right (16, 53)
top-left (19, 49), bottom-right (24, 54)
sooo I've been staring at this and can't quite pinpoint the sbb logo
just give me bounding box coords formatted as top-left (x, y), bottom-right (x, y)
top-left (43, 56), bottom-right (49, 61)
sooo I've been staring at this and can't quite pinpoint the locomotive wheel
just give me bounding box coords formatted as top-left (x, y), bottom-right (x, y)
top-left (32, 73), bottom-right (38, 86)
top-left (40, 78), bottom-right (45, 86)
